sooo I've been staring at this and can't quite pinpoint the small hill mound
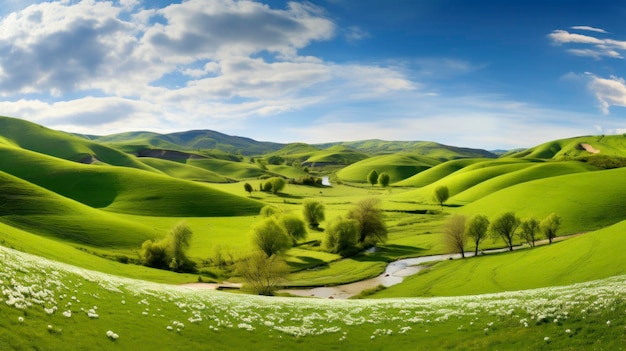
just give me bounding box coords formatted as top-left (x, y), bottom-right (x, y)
top-left (137, 157), bottom-right (231, 183)
top-left (186, 158), bottom-right (268, 179)
top-left (301, 145), bottom-right (369, 167)
top-left (395, 158), bottom-right (490, 187)
top-left (394, 159), bottom-right (540, 201)
top-left (337, 153), bottom-right (440, 183)
top-left (451, 161), bottom-right (597, 203)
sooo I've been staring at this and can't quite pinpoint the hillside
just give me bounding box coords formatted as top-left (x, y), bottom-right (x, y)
top-left (91, 129), bottom-right (284, 155)
top-left (318, 139), bottom-right (498, 159)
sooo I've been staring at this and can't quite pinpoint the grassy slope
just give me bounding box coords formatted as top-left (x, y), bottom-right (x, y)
top-left (393, 159), bottom-right (540, 203)
top-left (451, 161), bottom-right (597, 204)
top-left (394, 158), bottom-right (489, 187)
top-left (0, 145), bottom-right (263, 216)
top-left (318, 140), bottom-right (497, 159)
top-left (509, 134), bottom-right (626, 159)
top-left (337, 154), bottom-right (440, 183)
top-left (0, 116), bottom-right (156, 171)
top-left (458, 166), bottom-right (626, 234)
top-left (373, 219), bottom-right (626, 298)
top-left (0, 170), bottom-right (159, 248)
top-left (186, 158), bottom-right (268, 179)
top-left (137, 157), bottom-right (230, 183)
top-left (4, 245), bottom-right (626, 350)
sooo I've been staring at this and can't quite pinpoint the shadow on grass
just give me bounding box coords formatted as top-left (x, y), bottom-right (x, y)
top-left (352, 244), bottom-right (427, 263)
top-left (276, 193), bottom-right (305, 200)
top-left (286, 256), bottom-right (329, 271)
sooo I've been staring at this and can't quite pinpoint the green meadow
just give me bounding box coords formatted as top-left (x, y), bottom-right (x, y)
top-left (3, 115), bottom-right (626, 349)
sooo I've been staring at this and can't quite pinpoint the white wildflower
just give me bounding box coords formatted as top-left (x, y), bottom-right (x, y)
top-left (18, 316), bottom-right (24, 323)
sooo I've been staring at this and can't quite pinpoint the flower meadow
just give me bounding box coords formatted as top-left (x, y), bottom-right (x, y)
top-left (1, 246), bottom-right (626, 350)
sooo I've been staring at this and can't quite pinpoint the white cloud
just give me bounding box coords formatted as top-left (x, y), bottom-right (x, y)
top-left (0, 0), bottom-right (417, 133)
top-left (588, 75), bottom-right (626, 114)
top-left (570, 26), bottom-right (608, 33)
top-left (548, 29), bottom-right (626, 60)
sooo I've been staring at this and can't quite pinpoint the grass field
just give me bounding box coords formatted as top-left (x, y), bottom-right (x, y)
top-left (3, 245), bottom-right (626, 350)
top-left (4, 115), bottom-right (626, 349)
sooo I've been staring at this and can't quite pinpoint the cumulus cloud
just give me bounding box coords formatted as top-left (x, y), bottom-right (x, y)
top-left (548, 28), bottom-right (626, 59)
top-left (587, 75), bottom-right (626, 114)
top-left (0, 0), bottom-right (416, 132)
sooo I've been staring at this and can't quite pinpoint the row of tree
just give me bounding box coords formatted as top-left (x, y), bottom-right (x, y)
top-left (443, 212), bottom-right (562, 257)
top-left (367, 170), bottom-right (390, 188)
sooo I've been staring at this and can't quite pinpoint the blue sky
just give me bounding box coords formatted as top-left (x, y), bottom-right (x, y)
top-left (1, 0), bottom-right (626, 149)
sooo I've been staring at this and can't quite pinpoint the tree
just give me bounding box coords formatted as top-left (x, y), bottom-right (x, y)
top-left (140, 222), bottom-right (194, 272)
top-left (244, 182), bottom-right (253, 195)
top-left (367, 170), bottom-right (378, 187)
top-left (347, 198), bottom-right (387, 245)
top-left (323, 217), bottom-right (359, 257)
top-left (167, 222), bottom-right (193, 271)
top-left (443, 215), bottom-right (467, 258)
top-left (377, 172), bottom-right (390, 188)
top-left (466, 215), bottom-right (490, 256)
top-left (433, 185), bottom-right (450, 209)
top-left (303, 200), bottom-right (325, 229)
top-left (269, 177), bottom-right (286, 194)
top-left (236, 251), bottom-right (289, 295)
top-left (260, 205), bottom-right (280, 218)
top-left (279, 213), bottom-right (307, 244)
top-left (490, 212), bottom-right (520, 251)
top-left (541, 213), bottom-right (561, 244)
top-left (519, 217), bottom-right (540, 248)
top-left (252, 218), bottom-right (291, 257)
top-left (140, 240), bottom-right (168, 269)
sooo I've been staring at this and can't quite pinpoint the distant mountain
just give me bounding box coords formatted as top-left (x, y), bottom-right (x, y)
top-left (90, 129), bottom-right (284, 156)
top-left (316, 140), bottom-right (497, 160)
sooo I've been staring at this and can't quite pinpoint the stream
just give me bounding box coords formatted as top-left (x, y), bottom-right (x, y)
top-left (281, 248), bottom-right (511, 299)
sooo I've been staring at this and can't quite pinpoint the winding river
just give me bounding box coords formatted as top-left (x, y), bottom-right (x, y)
top-left (281, 247), bottom-right (511, 299)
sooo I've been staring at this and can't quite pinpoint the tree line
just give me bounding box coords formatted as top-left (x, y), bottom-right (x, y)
top-left (443, 212), bottom-right (562, 258)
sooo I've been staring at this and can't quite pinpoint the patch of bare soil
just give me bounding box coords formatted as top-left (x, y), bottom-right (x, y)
top-left (581, 143), bottom-right (600, 154)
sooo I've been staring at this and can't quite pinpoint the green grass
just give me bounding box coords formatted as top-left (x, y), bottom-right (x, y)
top-left (509, 134), bottom-right (626, 159)
top-left (3, 245), bottom-right (626, 350)
top-left (371, 219), bottom-right (626, 298)
top-left (186, 158), bottom-right (268, 178)
top-left (0, 116), bottom-right (157, 171)
top-left (451, 161), bottom-right (597, 204)
top-left (459, 166), bottom-right (626, 234)
top-left (138, 157), bottom-right (230, 182)
top-left (394, 158), bottom-right (489, 187)
top-left (337, 153), bottom-right (440, 183)
top-left (0, 144), bottom-right (263, 217)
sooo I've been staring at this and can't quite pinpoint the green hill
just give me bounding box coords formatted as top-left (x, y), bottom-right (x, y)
top-left (459, 166), bottom-right (626, 234)
top-left (394, 158), bottom-right (490, 187)
top-left (318, 139), bottom-right (497, 159)
top-left (337, 153), bottom-right (441, 183)
top-left (451, 161), bottom-right (597, 203)
top-left (0, 170), bottom-right (158, 248)
top-left (137, 157), bottom-right (231, 183)
top-left (0, 116), bottom-right (156, 171)
top-left (0, 145), bottom-right (263, 217)
top-left (509, 134), bottom-right (626, 159)
top-left (92, 129), bottom-right (284, 155)
top-left (373, 218), bottom-right (626, 298)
